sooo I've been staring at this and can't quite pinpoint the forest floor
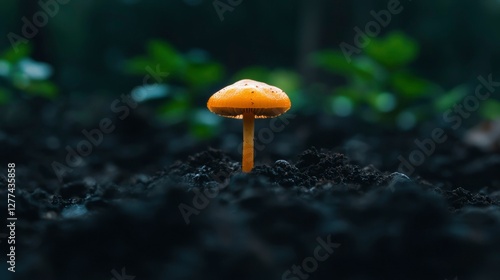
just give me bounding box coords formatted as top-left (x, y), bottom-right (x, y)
top-left (1, 99), bottom-right (499, 280)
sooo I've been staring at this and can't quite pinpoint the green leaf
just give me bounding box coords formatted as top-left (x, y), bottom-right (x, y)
top-left (190, 121), bottom-right (218, 140)
top-left (377, 92), bottom-right (397, 112)
top-left (157, 95), bottom-right (189, 123)
top-left (125, 39), bottom-right (187, 80)
top-left (1, 44), bottom-right (32, 63)
top-left (147, 40), bottom-right (185, 73)
top-left (390, 72), bottom-right (432, 98)
top-left (311, 50), bottom-right (374, 80)
top-left (334, 86), bottom-right (363, 103)
top-left (365, 31), bottom-right (419, 68)
top-left (268, 69), bottom-right (301, 93)
top-left (434, 86), bottom-right (468, 112)
top-left (184, 62), bottom-right (224, 88)
top-left (480, 100), bottom-right (500, 120)
top-left (125, 56), bottom-right (154, 75)
top-left (24, 81), bottom-right (58, 98)
top-left (268, 70), bottom-right (305, 108)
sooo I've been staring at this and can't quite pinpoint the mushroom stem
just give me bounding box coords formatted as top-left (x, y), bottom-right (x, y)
top-left (242, 112), bottom-right (255, 172)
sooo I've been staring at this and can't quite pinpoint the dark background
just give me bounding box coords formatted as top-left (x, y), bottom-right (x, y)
top-left (1, 0), bottom-right (500, 180)
top-left (1, 0), bottom-right (499, 92)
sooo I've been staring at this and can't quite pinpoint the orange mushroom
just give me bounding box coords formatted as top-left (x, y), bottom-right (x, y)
top-left (207, 79), bottom-right (291, 172)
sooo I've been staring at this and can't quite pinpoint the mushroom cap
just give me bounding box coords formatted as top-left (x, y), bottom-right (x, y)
top-left (207, 79), bottom-right (291, 119)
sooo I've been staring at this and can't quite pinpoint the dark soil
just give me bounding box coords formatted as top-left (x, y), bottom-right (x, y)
top-left (1, 99), bottom-right (500, 280)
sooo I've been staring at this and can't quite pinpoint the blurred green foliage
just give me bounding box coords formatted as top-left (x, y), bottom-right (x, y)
top-left (481, 100), bottom-right (500, 120)
top-left (126, 39), bottom-right (225, 139)
top-left (126, 40), bottom-right (224, 90)
top-left (312, 31), bottom-right (500, 130)
top-left (0, 0), bottom-right (498, 139)
top-left (0, 44), bottom-right (58, 104)
top-left (125, 39), bottom-right (305, 139)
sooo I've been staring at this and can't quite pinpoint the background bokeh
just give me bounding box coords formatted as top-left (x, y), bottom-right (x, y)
top-left (1, 0), bottom-right (500, 175)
